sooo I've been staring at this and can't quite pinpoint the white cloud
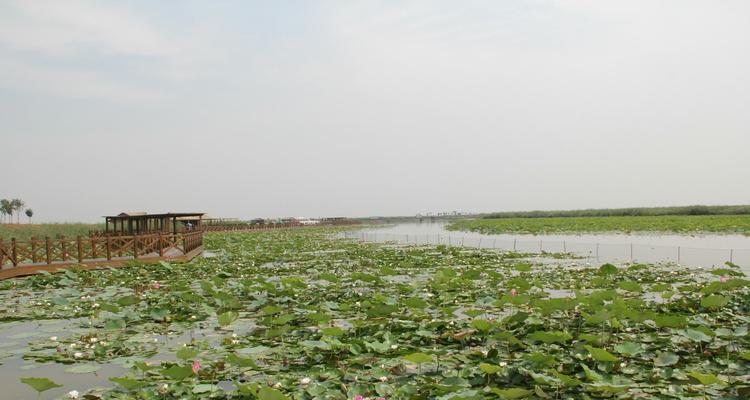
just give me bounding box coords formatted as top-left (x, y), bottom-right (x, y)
top-left (0, 56), bottom-right (161, 103)
top-left (0, 0), bottom-right (168, 56)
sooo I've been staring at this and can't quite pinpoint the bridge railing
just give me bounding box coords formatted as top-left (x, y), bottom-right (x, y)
top-left (0, 231), bottom-right (204, 270)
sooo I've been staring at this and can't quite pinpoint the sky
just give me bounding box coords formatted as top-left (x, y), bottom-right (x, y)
top-left (1, 0), bottom-right (749, 222)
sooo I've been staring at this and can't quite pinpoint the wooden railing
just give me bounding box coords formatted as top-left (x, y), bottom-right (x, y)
top-left (0, 231), bottom-right (203, 269)
top-left (0, 221), bottom-right (356, 279)
top-left (202, 222), bottom-right (300, 232)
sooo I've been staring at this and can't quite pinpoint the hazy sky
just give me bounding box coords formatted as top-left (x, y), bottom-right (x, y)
top-left (2, 1), bottom-right (749, 222)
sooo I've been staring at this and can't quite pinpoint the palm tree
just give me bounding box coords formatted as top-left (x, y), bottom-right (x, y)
top-left (0, 199), bottom-right (11, 224)
top-left (25, 209), bottom-right (33, 224)
top-left (11, 199), bottom-right (24, 224)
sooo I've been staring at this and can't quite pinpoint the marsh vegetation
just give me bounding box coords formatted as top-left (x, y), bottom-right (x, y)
top-left (0, 228), bottom-right (747, 399)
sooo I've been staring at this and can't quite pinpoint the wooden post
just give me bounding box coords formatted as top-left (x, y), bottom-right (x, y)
top-left (513, 239), bottom-right (517, 251)
top-left (630, 243), bottom-right (634, 262)
top-left (77, 236), bottom-right (83, 262)
top-left (31, 237), bottom-right (38, 263)
top-left (45, 236), bottom-right (52, 264)
top-left (91, 236), bottom-right (98, 259)
top-left (158, 232), bottom-right (164, 257)
top-left (677, 246), bottom-right (681, 264)
top-left (133, 234), bottom-right (139, 259)
top-left (730, 249), bottom-right (733, 263)
top-left (106, 235), bottom-right (112, 260)
top-left (11, 238), bottom-right (17, 267)
top-left (61, 236), bottom-right (68, 261)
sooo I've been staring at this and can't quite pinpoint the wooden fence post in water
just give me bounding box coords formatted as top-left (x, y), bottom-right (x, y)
top-left (677, 246), bottom-right (681, 264)
top-left (630, 243), bottom-right (633, 262)
top-left (730, 249), bottom-right (733, 263)
top-left (513, 239), bottom-right (517, 251)
top-left (11, 238), bottom-right (17, 267)
top-left (45, 236), bottom-right (51, 264)
top-left (77, 236), bottom-right (83, 263)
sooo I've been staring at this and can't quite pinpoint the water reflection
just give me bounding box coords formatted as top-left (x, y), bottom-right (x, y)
top-left (345, 222), bottom-right (750, 270)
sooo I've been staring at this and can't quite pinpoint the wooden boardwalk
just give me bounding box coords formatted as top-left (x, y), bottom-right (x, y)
top-left (0, 222), bottom-right (345, 280)
top-left (0, 231), bottom-right (204, 280)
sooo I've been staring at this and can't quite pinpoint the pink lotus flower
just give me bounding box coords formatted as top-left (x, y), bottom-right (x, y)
top-left (152, 282), bottom-right (161, 289)
top-left (192, 360), bottom-right (201, 373)
top-left (510, 288), bottom-right (517, 297)
top-left (354, 395), bottom-right (363, 400)
top-left (719, 276), bottom-right (728, 283)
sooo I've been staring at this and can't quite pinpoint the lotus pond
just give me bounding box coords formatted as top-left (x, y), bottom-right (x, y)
top-left (0, 228), bottom-right (748, 399)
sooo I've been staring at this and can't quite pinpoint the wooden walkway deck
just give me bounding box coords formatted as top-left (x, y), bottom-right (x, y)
top-left (0, 222), bottom-right (346, 280)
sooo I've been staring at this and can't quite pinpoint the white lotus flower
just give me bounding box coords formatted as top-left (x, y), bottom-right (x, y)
top-left (300, 377), bottom-right (311, 385)
top-left (50, 336), bottom-right (58, 341)
top-left (73, 352), bottom-right (83, 358)
top-left (67, 390), bottom-right (80, 399)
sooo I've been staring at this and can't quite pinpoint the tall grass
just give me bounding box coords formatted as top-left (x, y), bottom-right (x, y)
top-left (0, 223), bottom-right (104, 241)
top-left (482, 205), bottom-right (750, 219)
top-left (449, 214), bottom-right (750, 235)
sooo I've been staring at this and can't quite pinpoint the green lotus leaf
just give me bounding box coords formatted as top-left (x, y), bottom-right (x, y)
top-left (20, 377), bottom-right (63, 393)
top-left (688, 371), bottom-right (725, 386)
top-left (653, 352), bottom-right (679, 367)
top-left (479, 363), bottom-right (504, 374)
top-left (585, 345), bottom-right (618, 362)
top-left (403, 352), bottom-right (432, 364)
top-left (490, 387), bottom-right (533, 399)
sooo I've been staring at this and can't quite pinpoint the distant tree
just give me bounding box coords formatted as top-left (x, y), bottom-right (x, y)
top-left (25, 209), bottom-right (33, 224)
top-left (11, 199), bottom-right (24, 224)
top-left (0, 199), bottom-right (11, 224)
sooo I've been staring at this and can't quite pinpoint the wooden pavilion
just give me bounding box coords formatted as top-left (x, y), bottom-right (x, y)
top-left (104, 212), bottom-right (205, 236)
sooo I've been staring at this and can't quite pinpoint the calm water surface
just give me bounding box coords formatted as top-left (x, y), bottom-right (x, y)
top-left (346, 222), bottom-right (750, 270)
